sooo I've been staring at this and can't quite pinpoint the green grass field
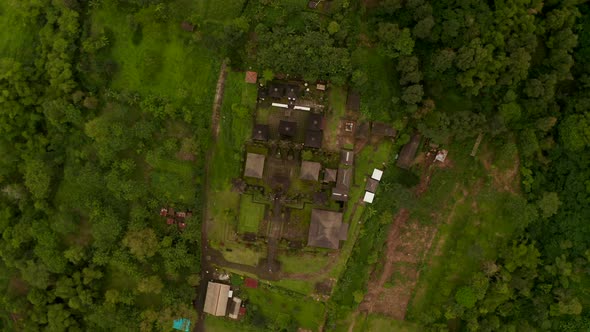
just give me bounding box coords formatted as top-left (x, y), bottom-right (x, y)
top-left (146, 154), bottom-right (197, 205)
top-left (244, 285), bottom-right (326, 330)
top-left (354, 314), bottom-right (422, 332)
top-left (405, 141), bottom-right (526, 321)
top-left (238, 195), bottom-right (266, 233)
top-left (90, 0), bottom-right (219, 101)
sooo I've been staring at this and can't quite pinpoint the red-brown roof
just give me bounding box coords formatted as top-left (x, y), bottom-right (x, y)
top-left (244, 278), bottom-right (259, 288)
top-left (167, 218), bottom-right (175, 225)
top-left (179, 222), bottom-right (186, 229)
top-left (245, 71), bottom-right (258, 84)
top-left (160, 208), bottom-right (168, 216)
top-left (239, 307), bottom-right (247, 316)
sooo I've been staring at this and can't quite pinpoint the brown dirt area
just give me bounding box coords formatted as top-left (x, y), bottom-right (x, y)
top-left (359, 209), bottom-right (438, 319)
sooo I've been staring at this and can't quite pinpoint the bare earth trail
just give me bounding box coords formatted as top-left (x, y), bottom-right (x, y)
top-left (352, 157), bottom-right (452, 326)
top-left (195, 60), bottom-right (228, 332)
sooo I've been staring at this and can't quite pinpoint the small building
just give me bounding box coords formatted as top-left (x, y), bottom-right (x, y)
top-left (323, 168), bottom-right (337, 183)
top-left (294, 105), bottom-right (311, 111)
top-left (179, 221), bottom-right (186, 230)
top-left (286, 85), bottom-right (300, 100)
top-left (168, 207), bottom-right (175, 216)
top-left (340, 150), bottom-right (354, 166)
top-left (244, 278), bottom-right (258, 288)
top-left (307, 209), bottom-right (347, 249)
top-left (228, 297), bottom-right (242, 320)
top-left (363, 191), bottom-right (375, 204)
top-left (307, 113), bottom-right (324, 131)
top-left (371, 169), bottom-right (383, 181)
top-left (344, 121), bottom-right (355, 133)
top-left (269, 84), bottom-right (285, 99)
top-left (176, 211), bottom-right (186, 218)
top-left (279, 120), bottom-right (297, 138)
top-left (365, 178), bottom-right (379, 193)
top-left (332, 167), bottom-right (352, 202)
top-left (355, 122), bottom-right (370, 140)
top-left (166, 218), bottom-right (175, 225)
top-left (346, 90), bottom-right (361, 112)
top-left (397, 134), bottom-right (421, 170)
top-left (160, 208), bottom-right (168, 216)
top-left (316, 83), bottom-right (326, 91)
top-left (300, 161), bottom-right (322, 181)
top-left (436, 149), bottom-right (448, 162)
top-left (372, 122), bottom-right (397, 137)
top-left (180, 22), bottom-right (194, 32)
top-left (186, 211), bottom-right (193, 218)
top-left (272, 102), bottom-right (289, 108)
top-left (305, 130), bottom-right (323, 148)
top-left (244, 153), bottom-right (266, 179)
top-left (245, 71), bottom-right (258, 84)
top-left (252, 124), bottom-right (269, 141)
top-left (313, 191), bottom-right (329, 205)
top-left (203, 282), bottom-right (231, 316)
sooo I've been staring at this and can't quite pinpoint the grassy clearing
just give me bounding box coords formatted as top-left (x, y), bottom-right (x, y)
top-left (280, 253), bottom-right (332, 274)
top-left (91, 0), bottom-right (218, 100)
top-left (0, 1), bottom-right (36, 60)
top-left (204, 316), bottom-right (260, 332)
top-left (147, 156), bottom-right (197, 205)
top-left (210, 70), bottom-right (257, 189)
top-left (244, 285), bottom-right (326, 330)
top-left (238, 195), bottom-right (266, 234)
top-left (351, 48), bottom-right (400, 122)
top-left (405, 141), bottom-right (526, 320)
top-left (354, 314), bottom-right (422, 332)
top-left (221, 247), bottom-right (263, 267)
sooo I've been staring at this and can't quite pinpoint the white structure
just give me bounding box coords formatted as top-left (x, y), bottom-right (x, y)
top-left (271, 102), bottom-right (289, 108)
top-left (294, 106), bottom-right (311, 111)
top-left (371, 169), bottom-right (383, 181)
top-left (436, 150), bottom-right (448, 162)
top-left (363, 191), bottom-right (375, 203)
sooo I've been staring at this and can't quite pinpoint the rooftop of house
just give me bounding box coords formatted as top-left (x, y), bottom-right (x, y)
top-left (279, 120), bottom-right (297, 137)
top-left (397, 134), bottom-right (421, 169)
top-left (307, 113), bottom-right (324, 131)
top-left (252, 124), bottom-right (270, 141)
top-left (372, 122), bottom-right (397, 137)
top-left (245, 71), bottom-right (258, 84)
top-left (305, 129), bottom-right (323, 148)
top-left (307, 209), bottom-right (346, 249)
top-left (300, 161), bottom-right (322, 181)
top-left (244, 153), bottom-right (266, 179)
top-left (203, 282), bottom-right (231, 316)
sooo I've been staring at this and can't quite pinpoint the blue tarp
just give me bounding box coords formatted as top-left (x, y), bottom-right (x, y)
top-left (172, 318), bottom-right (191, 332)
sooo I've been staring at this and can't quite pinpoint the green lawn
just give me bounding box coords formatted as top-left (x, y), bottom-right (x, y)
top-left (244, 285), bottom-right (326, 330)
top-left (147, 154), bottom-right (197, 205)
top-left (90, 0), bottom-right (219, 101)
top-left (280, 252), bottom-right (332, 274)
top-left (238, 195), bottom-right (266, 234)
top-left (0, 1), bottom-right (36, 60)
top-left (354, 314), bottom-right (422, 332)
top-left (406, 141), bottom-right (527, 321)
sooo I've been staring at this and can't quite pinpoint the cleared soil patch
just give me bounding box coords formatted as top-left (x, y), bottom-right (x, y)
top-left (359, 209), bottom-right (438, 319)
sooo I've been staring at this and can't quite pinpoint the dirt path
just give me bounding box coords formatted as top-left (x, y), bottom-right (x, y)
top-left (359, 209), bottom-right (410, 314)
top-left (211, 60), bottom-right (228, 139)
top-left (195, 60), bottom-right (229, 332)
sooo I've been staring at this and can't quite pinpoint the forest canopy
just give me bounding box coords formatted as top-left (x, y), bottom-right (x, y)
top-left (0, 0), bottom-right (589, 331)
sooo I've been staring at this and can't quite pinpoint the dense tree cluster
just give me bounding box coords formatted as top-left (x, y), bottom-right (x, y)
top-left (0, 0), bottom-right (201, 330)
